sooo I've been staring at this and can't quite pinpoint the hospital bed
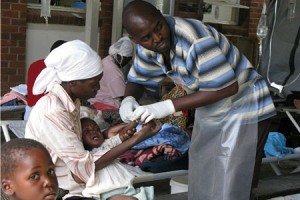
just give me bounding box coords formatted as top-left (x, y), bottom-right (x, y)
top-left (1, 115), bottom-right (299, 179)
top-left (1, 114), bottom-right (300, 200)
top-left (0, 119), bottom-right (189, 184)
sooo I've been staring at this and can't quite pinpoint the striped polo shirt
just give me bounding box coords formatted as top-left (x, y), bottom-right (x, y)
top-left (128, 16), bottom-right (276, 122)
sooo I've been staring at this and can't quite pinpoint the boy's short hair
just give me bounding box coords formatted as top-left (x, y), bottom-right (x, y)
top-left (1, 138), bottom-right (48, 179)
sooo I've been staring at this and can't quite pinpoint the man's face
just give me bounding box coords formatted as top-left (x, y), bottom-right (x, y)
top-left (128, 13), bottom-right (171, 53)
top-left (81, 118), bottom-right (104, 149)
top-left (7, 149), bottom-right (58, 200)
top-left (71, 73), bottom-right (103, 100)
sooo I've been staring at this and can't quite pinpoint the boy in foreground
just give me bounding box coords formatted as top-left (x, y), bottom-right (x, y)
top-left (1, 138), bottom-right (58, 200)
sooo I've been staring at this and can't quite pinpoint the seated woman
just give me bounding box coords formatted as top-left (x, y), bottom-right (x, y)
top-left (88, 37), bottom-right (134, 111)
top-left (24, 40), bottom-right (160, 200)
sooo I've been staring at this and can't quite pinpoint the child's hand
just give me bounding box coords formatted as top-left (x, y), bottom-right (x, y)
top-left (136, 120), bottom-right (161, 139)
top-left (118, 120), bottom-right (139, 141)
top-left (106, 124), bottom-right (128, 138)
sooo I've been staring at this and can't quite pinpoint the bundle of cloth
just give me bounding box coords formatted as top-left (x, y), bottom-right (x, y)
top-left (117, 123), bottom-right (191, 173)
top-left (0, 84), bottom-right (27, 106)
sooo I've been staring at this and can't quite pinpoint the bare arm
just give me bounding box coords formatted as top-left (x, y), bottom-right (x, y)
top-left (125, 80), bottom-right (238, 112)
top-left (94, 120), bottom-right (161, 171)
top-left (124, 82), bottom-right (145, 101)
top-left (172, 81), bottom-right (238, 111)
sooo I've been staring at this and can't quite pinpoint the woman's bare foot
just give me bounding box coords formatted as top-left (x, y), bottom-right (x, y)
top-left (294, 99), bottom-right (300, 109)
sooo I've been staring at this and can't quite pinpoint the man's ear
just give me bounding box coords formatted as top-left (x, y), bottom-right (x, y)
top-left (2, 179), bottom-right (14, 196)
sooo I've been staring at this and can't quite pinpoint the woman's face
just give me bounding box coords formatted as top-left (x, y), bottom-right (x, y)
top-left (70, 73), bottom-right (103, 101)
top-left (81, 118), bottom-right (104, 150)
top-left (7, 149), bottom-right (58, 200)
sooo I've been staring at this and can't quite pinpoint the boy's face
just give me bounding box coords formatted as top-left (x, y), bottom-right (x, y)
top-left (2, 148), bottom-right (58, 200)
top-left (82, 119), bottom-right (104, 149)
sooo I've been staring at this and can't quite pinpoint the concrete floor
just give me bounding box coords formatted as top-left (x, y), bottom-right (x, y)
top-left (134, 160), bottom-right (300, 200)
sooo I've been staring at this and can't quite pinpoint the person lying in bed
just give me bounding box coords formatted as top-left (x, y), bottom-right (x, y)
top-left (85, 117), bottom-right (190, 173)
top-left (80, 117), bottom-right (160, 199)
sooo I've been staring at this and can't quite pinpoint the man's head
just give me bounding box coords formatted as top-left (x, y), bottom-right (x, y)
top-left (122, 0), bottom-right (171, 53)
top-left (81, 117), bottom-right (105, 151)
top-left (1, 138), bottom-right (58, 200)
top-left (33, 40), bottom-right (104, 101)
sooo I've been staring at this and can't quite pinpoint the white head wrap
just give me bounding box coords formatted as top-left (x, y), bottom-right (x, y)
top-left (33, 40), bottom-right (103, 95)
top-left (108, 36), bottom-right (134, 57)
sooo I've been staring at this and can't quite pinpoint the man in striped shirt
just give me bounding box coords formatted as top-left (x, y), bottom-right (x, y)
top-left (120, 1), bottom-right (276, 200)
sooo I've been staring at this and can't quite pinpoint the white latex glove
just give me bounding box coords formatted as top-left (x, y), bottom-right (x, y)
top-left (132, 99), bottom-right (175, 123)
top-left (119, 96), bottom-right (140, 123)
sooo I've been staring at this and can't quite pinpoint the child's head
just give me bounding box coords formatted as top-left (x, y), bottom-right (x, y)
top-left (81, 117), bottom-right (105, 151)
top-left (1, 138), bottom-right (58, 200)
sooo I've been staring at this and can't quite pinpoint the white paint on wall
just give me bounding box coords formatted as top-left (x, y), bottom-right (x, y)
top-left (25, 23), bottom-right (85, 78)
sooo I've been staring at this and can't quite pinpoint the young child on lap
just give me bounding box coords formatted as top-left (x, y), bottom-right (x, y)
top-left (80, 118), bottom-right (160, 200)
top-left (1, 138), bottom-right (58, 200)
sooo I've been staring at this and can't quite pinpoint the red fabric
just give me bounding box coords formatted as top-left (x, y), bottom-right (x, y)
top-left (27, 59), bottom-right (46, 106)
top-left (93, 101), bottom-right (118, 110)
top-left (118, 144), bottom-right (181, 167)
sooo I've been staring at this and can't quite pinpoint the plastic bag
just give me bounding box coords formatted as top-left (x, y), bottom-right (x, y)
top-left (40, 0), bottom-right (51, 24)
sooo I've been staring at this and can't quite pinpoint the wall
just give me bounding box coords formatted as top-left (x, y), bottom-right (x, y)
top-left (1, 0), bottom-right (27, 96)
top-left (98, 0), bottom-right (114, 57)
top-left (25, 23), bottom-right (85, 77)
top-left (1, 0), bottom-right (114, 96)
top-left (1, 0), bottom-right (262, 96)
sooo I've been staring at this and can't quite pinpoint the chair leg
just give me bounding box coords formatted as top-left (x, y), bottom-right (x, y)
top-left (1, 121), bottom-right (11, 142)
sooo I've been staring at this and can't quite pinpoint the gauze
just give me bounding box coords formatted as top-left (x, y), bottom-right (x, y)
top-left (33, 40), bottom-right (103, 95)
top-left (108, 37), bottom-right (134, 57)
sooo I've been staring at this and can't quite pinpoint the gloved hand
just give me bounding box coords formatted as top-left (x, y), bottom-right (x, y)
top-left (132, 99), bottom-right (175, 123)
top-left (119, 96), bottom-right (140, 123)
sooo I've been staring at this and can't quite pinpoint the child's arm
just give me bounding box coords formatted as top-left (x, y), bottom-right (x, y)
top-left (105, 121), bottom-right (138, 142)
top-left (94, 120), bottom-right (161, 171)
